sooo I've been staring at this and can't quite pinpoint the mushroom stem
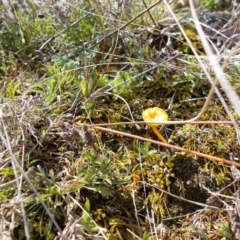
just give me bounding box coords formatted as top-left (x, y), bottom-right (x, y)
top-left (151, 126), bottom-right (168, 144)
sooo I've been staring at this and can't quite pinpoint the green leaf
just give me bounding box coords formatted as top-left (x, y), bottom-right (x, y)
top-left (80, 79), bottom-right (87, 95)
top-left (142, 231), bottom-right (150, 240)
top-left (139, 142), bottom-right (151, 155)
top-left (98, 161), bottom-right (111, 174)
top-left (84, 185), bottom-right (113, 197)
top-left (0, 167), bottom-right (14, 176)
top-left (109, 234), bottom-right (116, 240)
top-left (84, 199), bottom-right (90, 212)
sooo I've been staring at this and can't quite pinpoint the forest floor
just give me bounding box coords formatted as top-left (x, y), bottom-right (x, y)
top-left (0, 1), bottom-right (240, 239)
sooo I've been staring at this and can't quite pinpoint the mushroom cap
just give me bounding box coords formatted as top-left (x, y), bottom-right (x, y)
top-left (142, 107), bottom-right (168, 127)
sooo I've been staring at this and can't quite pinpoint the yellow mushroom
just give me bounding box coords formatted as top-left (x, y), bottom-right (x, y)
top-left (142, 107), bottom-right (168, 143)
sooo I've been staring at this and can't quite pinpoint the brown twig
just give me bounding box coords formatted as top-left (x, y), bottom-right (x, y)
top-left (89, 120), bottom-right (240, 126)
top-left (91, 125), bottom-right (240, 168)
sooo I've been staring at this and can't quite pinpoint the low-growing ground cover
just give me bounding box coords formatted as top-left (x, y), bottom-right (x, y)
top-left (0, 0), bottom-right (240, 239)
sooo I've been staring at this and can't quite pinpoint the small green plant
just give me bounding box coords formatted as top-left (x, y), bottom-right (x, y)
top-left (218, 220), bottom-right (233, 239)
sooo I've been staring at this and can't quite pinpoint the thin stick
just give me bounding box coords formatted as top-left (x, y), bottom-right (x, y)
top-left (85, 120), bottom-right (240, 126)
top-left (92, 126), bottom-right (240, 168)
top-left (0, 168), bottom-right (34, 190)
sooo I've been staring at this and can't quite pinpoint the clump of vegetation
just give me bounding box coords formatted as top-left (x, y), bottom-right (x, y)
top-left (0, 0), bottom-right (240, 239)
